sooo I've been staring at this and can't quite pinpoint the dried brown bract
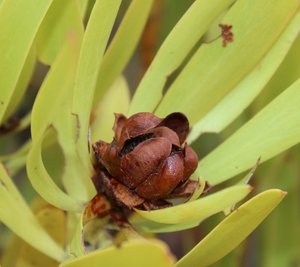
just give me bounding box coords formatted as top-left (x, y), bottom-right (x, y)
top-left (92, 112), bottom-right (199, 211)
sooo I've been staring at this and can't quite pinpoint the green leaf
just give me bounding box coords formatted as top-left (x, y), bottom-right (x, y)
top-left (0, 0), bottom-right (52, 123)
top-left (91, 76), bottom-right (130, 143)
top-left (130, 213), bottom-right (200, 233)
top-left (175, 189), bottom-right (286, 267)
top-left (93, 0), bottom-right (153, 106)
top-left (31, 36), bottom-right (80, 139)
top-left (31, 12), bottom-right (95, 201)
top-left (36, 0), bottom-right (84, 65)
top-left (27, 129), bottom-right (83, 212)
top-left (53, 103), bottom-right (96, 201)
top-left (68, 213), bottom-right (85, 257)
top-left (60, 239), bottom-right (175, 267)
top-left (252, 34), bottom-right (300, 112)
top-left (258, 152), bottom-right (300, 267)
top-left (14, 200), bottom-right (67, 267)
top-left (198, 78), bottom-right (300, 185)
top-left (187, 10), bottom-right (300, 143)
top-left (71, 0), bottom-right (122, 178)
top-left (128, 0), bottom-right (236, 114)
top-left (0, 163), bottom-right (66, 262)
top-left (155, 0), bottom-right (299, 125)
top-left (78, 0), bottom-right (90, 18)
top-left (2, 46), bottom-right (36, 121)
top-left (187, 176), bottom-right (206, 202)
top-left (134, 185), bottom-right (252, 224)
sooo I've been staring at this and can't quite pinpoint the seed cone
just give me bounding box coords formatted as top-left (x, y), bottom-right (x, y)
top-left (93, 112), bottom-right (199, 210)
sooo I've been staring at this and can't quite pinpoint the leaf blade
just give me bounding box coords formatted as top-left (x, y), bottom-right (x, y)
top-left (187, 10), bottom-right (300, 143)
top-left (156, 0), bottom-right (299, 125)
top-left (93, 0), bottom-right (153, 105)
top-left (26, 130), bottom-right (83, 212)
top-left (134, 185), bottom-right (252, 224)
top-left (198, 78), bottom-right (300, 185)
top-left (0, 163), bottom-right (66, 261)
top-left (129, 0), bottom-right (236, 114)
top-left (60, 239), bottom-right (175, 267)
top-left (0, 0), bottom-right (52, 123)
top-left (175, 189), bottom-right (286, 267)
top-left (71, 0), bottom-right (122, 176)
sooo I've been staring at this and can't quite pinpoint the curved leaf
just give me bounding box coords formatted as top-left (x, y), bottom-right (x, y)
top-left (198, 78), bottom-right (300, 185)
top-left (0, 0), bottom-right (52, 123)
top-left (129, 0), bottom-right (236, 114)
top-left (91, 76), bottom-right (130, 143)
top-left (3, 46), bottom-right (36, 121)
top-left (0, 163), bottom-right (66, 261)
top-left (156, 0), bottom-right (299, 124)
top-left (134, 185), bottom-right (252, 224)
top-left (253, 34), bottom-right (300, 112)
top-left (68, 213), bottom-right (85, 257)
top-left (93, 0), bottom-right (153, 105)
top-left (31, 35), bottom-right (80, 139)
top-left (187, 10), bottom-right (300, 143)
top-left (27, 130), bottom-right (83, 212)
top-left (60, 239), bottom-right (175, 267)
top-left (36, 0), bottom-right (84, 64)
top-left (53, 103), bottom-right (96, 201)
top-left (175, 189), bottom-right (286, 267)
top-left (71, 0), bottom-right (122, 177)
top-left (130, 214), bottom-right (200, 233)
top-left (15, 199), bottom-right (67, 267)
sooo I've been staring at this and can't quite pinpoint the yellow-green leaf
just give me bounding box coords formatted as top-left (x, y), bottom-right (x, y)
top-left (91, 76), bottom-right (130, 143)
top-left (2, 46), bottom-right (36, 121)
top-left (27, 130), bottom-right (83, 212)
top-left (187, 10), bottom-right (300, 143)
top-left (15, 200), bottom-right (67, 267)
top-left (130, 214), bottom-right (200, 233)
top-left (53, 103), bottom-right (96, 201)
top-left (31, 35), bottom-right (80, 139)
top-left (198, 78), bottom-right (300, 185)
top-left (36, 0), bottom-right (84, 64)
top-left (93, 0), bottom-right (153, 105)
top-left (129, 0), bottom-right (236, 114)
top-left (71, 0), bottom-right (122, 177)
top-left (0, 163), bottom-right (66, 262)
top-left (175, 189), bottom-right (286, 267)
top-left (60, 239), bottom-right (175, 267)
top-left (156, 0), bottom-right (299, 125)
top-left (134, 185), bottom-right (252, 224)
top-left (253, 33), bottom-right (300, 112)
top-left (0, 0), bottom-right (52, 123)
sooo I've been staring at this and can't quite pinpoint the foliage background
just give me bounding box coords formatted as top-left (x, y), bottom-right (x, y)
top-left (0, 0), bottom-right (299, 266)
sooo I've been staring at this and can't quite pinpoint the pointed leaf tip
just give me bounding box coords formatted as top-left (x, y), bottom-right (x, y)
top-left (175, 189), bottom-right (286, 267)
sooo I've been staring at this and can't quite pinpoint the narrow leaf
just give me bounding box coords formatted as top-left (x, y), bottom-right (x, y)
top-left (27, 130), bottom-right (83, 212)
top-left (0, 0), bottom-right (52, 123)
top-left (156, 0), bottom-right (299, 125)
top-left (0, 163), bottom-right (66, 262)
top-left (130, 214), bottom-right (200, 233)
top-left (134, 185), bottom-right (252, 224)
top-left (36, 0), bottom-right (84, 64)
top-left (15, 200), bottom-right (67, 267)
top-left (71, 0), bottom-right (122, 177)
top-left (198, 78), bottom-right (300, 185)
top-left (129, 0), bottom-right (236, 114)
top-left (187, 10), bottom-right (300, 143)
top-left (91, 76), bottom-right (130, 143)
top-left (175, 189), bottom-right (286, 267)
top-left (93, 0), bottom-right (153, 105)
top-left (3, 46), bottom-right (36, 121)
top-left (31, 36), bottom-right (80, 139)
